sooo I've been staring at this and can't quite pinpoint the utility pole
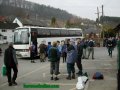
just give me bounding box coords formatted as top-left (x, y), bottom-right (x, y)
top-left (95, 7), bottom-right (100, 23)
top-left (102, 5), bottom-right (104, 18)
top-left (95, 7), bottom-right (101, 46)
top-left (101, 5), bottom-right (104, 42)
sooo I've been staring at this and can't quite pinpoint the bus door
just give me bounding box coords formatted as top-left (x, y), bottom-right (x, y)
top-left (31, 31), bottom-right (38, 56)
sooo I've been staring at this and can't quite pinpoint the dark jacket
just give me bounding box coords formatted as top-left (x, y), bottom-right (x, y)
top-left (77, 43), bottom-right (83, 58)
top-left (106, 40), bottom-right (113, 48)
top-left (39, 44), bottom-right (46, 53)
top-left (48, 47), bottom-right (60, 62)
top-left (88, 40), bottom-right (95, 47)
top-left (4, 47), bottom-right (18, 67)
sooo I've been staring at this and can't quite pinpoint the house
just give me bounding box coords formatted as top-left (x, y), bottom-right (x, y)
top-left (83, 25), bottom-right (101, 46)
top-left (83, 26), bottom-right (101, 38)
top-left (0, 22), bottom-right (19, 44)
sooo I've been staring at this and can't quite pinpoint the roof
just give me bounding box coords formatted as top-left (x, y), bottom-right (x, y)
top-left (16, 18), bottom-right (49, 27)
top-left (0, 22), bottom-right (19, 29)
top-left (83, 28), bottom-right (101, 34)
top-left (113, 23), bottom-right (120, 32)
top-left (16, 26), bottom-right (82, 31)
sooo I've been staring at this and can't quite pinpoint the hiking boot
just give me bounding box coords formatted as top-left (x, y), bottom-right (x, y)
top-left (8, 82), bottom-right (12, 86)
top-left (54, 77), bottom-right (59, 81)
top-left (66, 75), bottom-right (71, 80)
top-left (51, 77), bottom-right (53, 80)
top-left (32, 61), bottom-right (35, 63)
top-left (72, 73), bottom-right (75, 79)
top-left (12, 81), bottom-right (17, 86)
top-left (76, 71), bottom-right (82, 76)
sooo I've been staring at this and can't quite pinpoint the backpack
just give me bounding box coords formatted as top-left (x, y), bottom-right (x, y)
top-left (88, 41), bottom-right (94, 47)
top-left (92, 72), bottom-right (104, 80)
top-left (49, 47), bottom-right (58, 62)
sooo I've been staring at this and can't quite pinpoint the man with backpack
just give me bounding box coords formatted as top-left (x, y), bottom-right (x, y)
top-left (106, 37), bottom-right (114, 57)
top-left (48, 41), bottom-right (60, 81)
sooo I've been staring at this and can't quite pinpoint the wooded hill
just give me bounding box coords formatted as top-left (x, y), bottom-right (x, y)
top-left (0, 0), bottom-right (95, 27)
top-left (0, 0), bottom-right (74, 21)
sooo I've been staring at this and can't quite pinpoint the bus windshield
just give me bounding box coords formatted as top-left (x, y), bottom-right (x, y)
top-left (14, 28), bottom-right (29, 44)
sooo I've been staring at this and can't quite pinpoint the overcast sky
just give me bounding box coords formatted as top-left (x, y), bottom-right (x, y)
top-left (27, 0), bottom-right (120, 21)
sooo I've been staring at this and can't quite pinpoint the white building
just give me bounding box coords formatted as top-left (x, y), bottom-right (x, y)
top-left (0, 22), bottom-right (19, 44)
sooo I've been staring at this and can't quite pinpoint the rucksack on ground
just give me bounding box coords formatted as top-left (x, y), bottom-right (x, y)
top-left (92, 72), bottom-right (104, 80)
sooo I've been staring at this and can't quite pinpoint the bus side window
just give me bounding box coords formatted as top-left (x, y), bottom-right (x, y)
top-left (61, 30), bottom-right (68, 37)
top-left (50, 29), bottom-right (60, 37)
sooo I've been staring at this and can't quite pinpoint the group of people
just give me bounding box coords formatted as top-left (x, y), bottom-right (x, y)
top-left (47, 38), bottom-right (95, 81)
top-left (3, 37), bottom-right (96, 86)
top-left (3, 36), bottom-right (120, 86)
top-left (38, 38), bottom-right (95, 63)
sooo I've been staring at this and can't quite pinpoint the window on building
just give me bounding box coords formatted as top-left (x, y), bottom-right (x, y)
top-left (3, 36), bottom-right (7, 40)
top-left (2, 29), bottom-right (6, 32)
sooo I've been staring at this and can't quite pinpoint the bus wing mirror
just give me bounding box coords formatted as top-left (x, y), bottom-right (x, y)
top-left (28, 33), bottom-right (30, 37)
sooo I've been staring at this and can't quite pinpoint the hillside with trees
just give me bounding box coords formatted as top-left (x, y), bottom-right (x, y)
top-left (0, 0), bottom-right (95, 27)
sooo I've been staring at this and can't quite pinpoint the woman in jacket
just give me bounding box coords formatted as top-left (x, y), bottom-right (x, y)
top-left (66, 39), bottom-right (77, 80)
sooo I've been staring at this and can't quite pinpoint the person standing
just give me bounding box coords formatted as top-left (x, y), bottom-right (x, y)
top-left (4, 43), bottom-right (18, 86)
top-left (47, 42), bottom-right (52, 56)
top-left (106, 37), bottom-right (114, 57)
top-left (57, 41), bottom-right (61, 74)
top-left (66, 39), bottom-right (77, 80)
top-left (39, 41), bottom-right (47, 62)
top-left (30, 42), bottom-right (36, 63)
top-left (76, 39), bottom-right (83, 75)
top-left (61, 41), bottom-right (67, 63)
top-left (82, 38), bottom-right (87, 59)
top-left (48, 42), bottom-right (60, 81)
top-left (87, 38), bottom-right (95, 59)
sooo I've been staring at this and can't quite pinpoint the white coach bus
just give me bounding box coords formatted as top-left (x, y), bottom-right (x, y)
top-left (13, 26), bottom-right (83, 58)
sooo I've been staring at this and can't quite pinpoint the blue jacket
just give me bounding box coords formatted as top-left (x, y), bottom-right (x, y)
top-left (61, 44), bottom-right (67, 53)
top-left (66, 45), bottom-right (77, 63)
top-left (47, 44), bottom-right (52, 54)
top-left (48, 47), bottom-right (60, 62)
top-left (67, 50), bottom-right (77, 63)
